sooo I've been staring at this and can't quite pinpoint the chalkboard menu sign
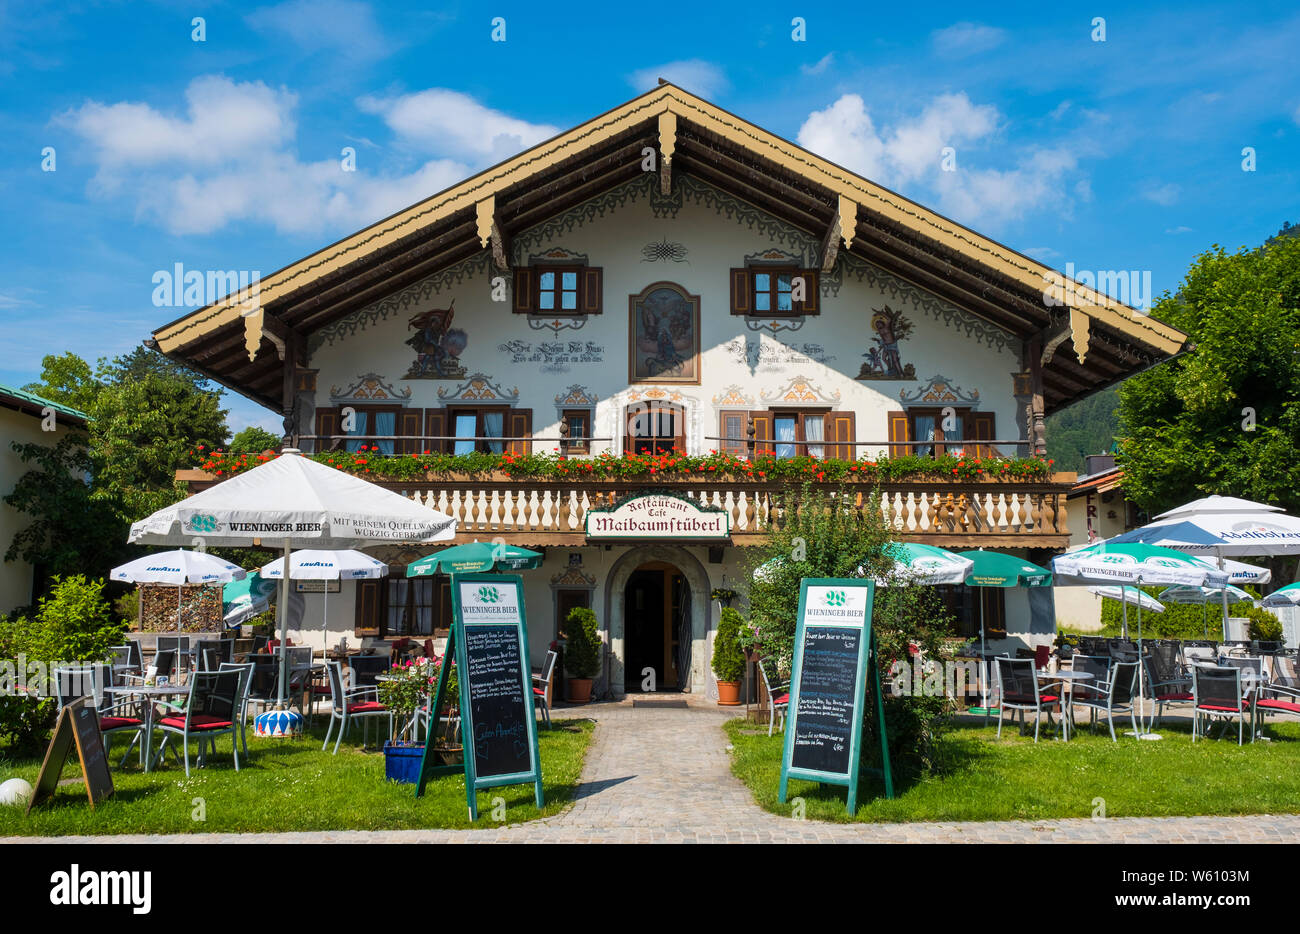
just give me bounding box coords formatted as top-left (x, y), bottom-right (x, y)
top-left (28, 697), bottom-right (114, 814)
top-left (779, 578), bottom-right (891, 815)
top-left (449, 573), bottom-right (544, 820)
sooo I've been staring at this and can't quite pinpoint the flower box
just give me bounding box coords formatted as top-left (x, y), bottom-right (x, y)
top-left (383, 741), bottom-right (424, 784)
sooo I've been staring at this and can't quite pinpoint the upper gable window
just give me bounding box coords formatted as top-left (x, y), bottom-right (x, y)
top-left (538, 267), bottom-right (580, 312)
top-left (513, 265), bottom-right (603, 315)
top-left (729, 265), bottom-right (819, 317)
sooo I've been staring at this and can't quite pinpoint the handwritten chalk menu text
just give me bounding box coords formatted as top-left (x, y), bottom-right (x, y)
top-left (779, 578), bottom-right (892, 815)
top-left (451, 574), bottom-right (545, 820)
top-left (464, 625), bottom-right (530, 778)
top-left (790, 626), bottom-right (861, 775)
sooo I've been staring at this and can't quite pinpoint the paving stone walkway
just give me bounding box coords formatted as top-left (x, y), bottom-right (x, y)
top-left (9, 700), bottom-right (1300, 843)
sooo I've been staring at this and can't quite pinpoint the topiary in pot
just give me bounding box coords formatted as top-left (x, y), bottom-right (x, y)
top-left (712, 607), bottom-right (747, 705)
top-left (562, 607), bottom-right (601, 703)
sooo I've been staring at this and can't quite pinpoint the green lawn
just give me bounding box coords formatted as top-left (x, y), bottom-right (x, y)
top-left (0, 718), bottom-right (593, 836)
top-left (727, 715), bottom-right (1300, 823)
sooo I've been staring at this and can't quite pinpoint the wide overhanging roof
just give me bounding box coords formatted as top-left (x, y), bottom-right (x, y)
top-left (152, 83), bottom-right (1188, 413)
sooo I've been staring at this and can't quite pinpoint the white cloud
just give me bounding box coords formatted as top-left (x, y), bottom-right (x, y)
top-left (798, 92), bottom-right (1088, 226)
top-left (931, 22), bottom-right (1007, 57)
top-left (627, 60), bottom-right (727, 98)
top-left (1292, 103), bottom-right (1300, 126)
top-left (1025, 246), bottom-right (1061, 260)
top-left (1140, 182), bottom-right (1181, 206)
top-left (1166, 226), bottom-right (1194, 234)
top-left (358, 88), bottom-right (558, 163)
top-left (246, 0), bottom-right (389, 60)
top-left (58, 75), bottom-right (538, 236)
top-left (801, 53), bottom-right (834, 76)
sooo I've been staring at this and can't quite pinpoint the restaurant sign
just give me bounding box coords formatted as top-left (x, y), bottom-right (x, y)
top-left (585, 493), bottom-right (730, 541)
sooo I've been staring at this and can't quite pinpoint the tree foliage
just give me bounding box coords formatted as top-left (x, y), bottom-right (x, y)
top-left (1118, 233), bottom-right (1300, 515)
top-left (1045, 387), bottom-right (1119, 474)
top-left (229, 426), bottom-right (282, 453)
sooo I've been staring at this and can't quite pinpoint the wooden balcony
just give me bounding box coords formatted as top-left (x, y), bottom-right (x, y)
top-left (278, 473), bottom-right (1076, 550)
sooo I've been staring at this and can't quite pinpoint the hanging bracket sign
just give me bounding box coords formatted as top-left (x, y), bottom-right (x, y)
top-left (778, 578), bottom-right (892, 815)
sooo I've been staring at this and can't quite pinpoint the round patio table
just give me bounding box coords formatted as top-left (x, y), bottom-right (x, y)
top-left (103, 684), bottom-right (190, 773)
top-left (1042, 670), bottom-right (1093, 741)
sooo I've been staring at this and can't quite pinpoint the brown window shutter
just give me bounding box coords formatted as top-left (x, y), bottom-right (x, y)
top-left (749, 410), bottom-right (774, 457)
top-left (580, 267), bottom-right (603, 315)
top-left (971, 411), bottom-right (997, 459)
top-left (314, 407), bottom-right (340, 454)
top-left (425, 407), bottom-right (448, 455)
top-left (730, 268), bottom-right (752, 315)
top-left (825, 410), bottom-right (856, 461)
top-left (507, 408), bottom-right (533, 455)
top-left (887, 410), bottom-right (911, 458)
top-left (355, 579), bottom-right (383, 638)
top-left (718, 410), bottom-right (748, 455)
top-left (512, 267), bottom-right (534, 315)
top-left (796, 268), bottom-right (820, 315)
top-left (671, 405), bottom-right (686, 453)
top-left (397, 408), bottom-right (423, 456)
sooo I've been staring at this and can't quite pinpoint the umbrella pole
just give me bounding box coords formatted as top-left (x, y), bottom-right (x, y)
top-left (1121, 596), bottom-right (1128, 640)
top-left (277, 538), bottom-right (290, 709)
top-left (979, 596), bottom-right (989, 723)
top-left (1202, 600), bottom-right (1209, 640)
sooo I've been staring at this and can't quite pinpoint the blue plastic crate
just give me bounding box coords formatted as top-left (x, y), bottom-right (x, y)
top-left (383, 742), bottom-right (424, 784)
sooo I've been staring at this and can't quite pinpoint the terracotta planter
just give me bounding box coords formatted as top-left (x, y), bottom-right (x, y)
top-left (716, 680), bottom-right (742, 706)
top-left (567, 677), bottom-right (593, 704)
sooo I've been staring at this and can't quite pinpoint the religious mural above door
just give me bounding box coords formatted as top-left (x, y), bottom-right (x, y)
top-left (629, 282), bottom-right (700, 384)
top-left (402, 300), bottom-right (468, 379)
top-left (856, 305), bottom-right (916, 380)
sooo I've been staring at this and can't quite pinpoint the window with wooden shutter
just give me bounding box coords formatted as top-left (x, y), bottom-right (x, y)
top-left (749, 410), bottom-right (774, 457)
top-left (729, 268), bottom-right (752, 315)
top-left (718, 410), bottom-right (748, 456)
top-left (314, 407), bottom-right (340, 454)
top-left (354, 579), bottom-right (382, 638)
top-left (512, 267), bottom-right (534, 314)
top-left (971, 412), bottom-right (998, 459)
top-left (580, 267), bottom-right (603, 314)
top-left (824, 410), bottom-right (856, 461)
top-left (887, 411), bottom-right (910, 458)
top-left (626, 402), bottom-right (685, 455)
top-left (795, 268), bottom-right (819, 315)
top-left (507, 409), bottom-right (533, 455)
top-left (424, 408), bottom-right (448, 455)
top-left (397, 408), bottom-right (424, 456)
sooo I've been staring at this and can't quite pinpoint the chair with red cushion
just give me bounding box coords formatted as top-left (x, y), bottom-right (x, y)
top-left (994, 656), bottom-right (1061, 742)
top-left (152, 669), bottom-right (242, 776)
top-left (1070, 659), bottom-right (1139, 742)
top-left (757, 655), bottom-right (790, 737)
top-left (1192, 665), bottom-right (1254, 745)
top-left (532, 650), bottom-right (558, 730)
top-left (1143, 646), bottom-right (1194, 728)
top-left (322, 660), bottom-right (393, 754)
top-left (55, 664), bottom-right (147, 768)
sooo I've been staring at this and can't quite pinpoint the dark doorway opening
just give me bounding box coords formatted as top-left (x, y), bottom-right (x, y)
top-left (624, 562), bottom-right (686, 692)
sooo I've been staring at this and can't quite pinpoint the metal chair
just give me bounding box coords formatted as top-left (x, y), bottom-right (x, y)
top-left (322, 660), bottom-right (392, 754)
top-left (1192, 665), bottom-right (1255, 745)
top-left (218, 661), bottom-right (256, 758)
top-left (348, 654), bottom-right (389, 689)
top-left (757, 655), bottom-right (790, 737)
top-left (532, 649), bottom-right (558, 730)
top-left (153, 669), bottom-right (242, 777)
top-left (53, 664), bottom-right (147, 767)
top-left (277, 646), bottom-right (317, 721)
top-left (994, 657), bottom-right (1060, 742)
top-left (1144, 644), bottom-right (1194, 727)
top-left (1071, 659), bottom-right (1139, 742)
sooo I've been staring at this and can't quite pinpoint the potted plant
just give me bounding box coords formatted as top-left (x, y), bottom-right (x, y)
top-left (377, 657), bottom-right (462, 781)
top-left (712, 608), bottom-right (747, 706)
top-left (562, 606), bottom-right (601, 704)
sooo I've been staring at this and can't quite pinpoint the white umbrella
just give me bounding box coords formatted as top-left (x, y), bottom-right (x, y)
top-left (1159, 583), bottom-right (1254, 639)
top-left (260, 549), bottom-right (389, 644)
top-left (1262, 583), bottom-right (1300, 608)
top-left (111, 550), bottom-right (246, 635)
top-left (867, 543), bottom-right (975, 587)
top-left (1088, 585), bottom-right (1166, 614)
top-left (129, 451), bottom-right (456, 722)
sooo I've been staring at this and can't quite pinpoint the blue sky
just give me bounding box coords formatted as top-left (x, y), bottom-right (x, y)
top-left (1, 0), bottom-right (1297, 433)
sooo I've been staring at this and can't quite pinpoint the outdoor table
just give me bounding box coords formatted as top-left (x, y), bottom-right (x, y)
top-left (1043, 670), bottom-right (1094, 741)
top-left (103, 683), bottom-right (191, 773)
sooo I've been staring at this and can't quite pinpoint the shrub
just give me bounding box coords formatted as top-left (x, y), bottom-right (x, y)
top-left (712, 608), bottom-right (747, 683)
top-left (1243, 606), bottom-right (1283, 642)
top-left (562, 607), bottom-right (601, 679)
top-left (112, 590), bottom-right (139, 628)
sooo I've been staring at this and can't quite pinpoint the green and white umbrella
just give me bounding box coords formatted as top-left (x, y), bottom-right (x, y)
top-left (407, 541), bottom-right (543, 577)
top-left (871, 543), bottom-right (974, 587)
top-left (957, 550), bottom-right (1053, 718)
top-left (1262, 583), bottom-right (1300, 608)
top-left (223, 571), bottom-right (278, 627)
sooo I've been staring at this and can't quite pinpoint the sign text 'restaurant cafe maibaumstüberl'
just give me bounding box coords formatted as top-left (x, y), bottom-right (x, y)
top-left (585, 494), bottom-right (730, 541)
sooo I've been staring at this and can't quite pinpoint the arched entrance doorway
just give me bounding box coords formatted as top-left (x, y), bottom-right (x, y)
top-left (623, 561), bottom-right (688, 693)
top-left (604, 545), bottom-right (712, 700)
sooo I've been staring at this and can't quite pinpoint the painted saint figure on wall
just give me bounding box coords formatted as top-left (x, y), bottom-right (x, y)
top-left (403, 300), bottom-right (468, 379)
top-left (856, 306), bottom-right (916, 380)
top-left (629, 282), bottom-right (700, 384)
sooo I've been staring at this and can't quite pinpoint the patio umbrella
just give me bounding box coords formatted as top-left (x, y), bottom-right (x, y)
top-left (1158, 583), bottom-right (1253, 639)
top-left (223, 571), bottom-right (277, 627)
top-left (869, 543), bottom-right (975, 586)
top-left (1262, 583), bottom-right (1300, 608)
top-left (260, 549), bottom-right (389, 644)
top-left (129, 451), bottom-right (457, 730)
top-left (1087, 585), bottom-right (1165, 642)
top-left (407, 541), bottom-right (543, 576)
top-left (957, 550), bottom-right (1053, 717)
top-left (111, 550), bottom-right (246, 634)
